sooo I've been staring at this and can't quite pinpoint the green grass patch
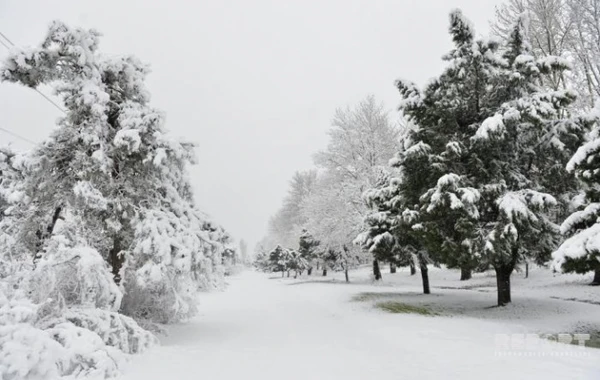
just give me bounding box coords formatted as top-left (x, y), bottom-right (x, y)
top-left (374, 301), bottom-right (436, 316)
top-left (352, 292), bottom-right (438, 316)
top-left (352, 292), bottom-right (402, 302)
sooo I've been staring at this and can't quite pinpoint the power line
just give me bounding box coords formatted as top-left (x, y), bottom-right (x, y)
top-left (32, 88), bottom-right (67, 114)
top-left (0, 30), bottom-right (66, 114)
top-left (0, 31), bottom-right (15, 46)
top-left (0, 126), bottom-right (36, 145)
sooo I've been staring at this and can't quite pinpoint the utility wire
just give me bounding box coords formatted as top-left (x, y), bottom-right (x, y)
top-left (0, 30), bottom-right (67, 114)
top-left (0, 31), bottom-right (15, 46)
top-left (0, 126), bottom-right (36, 145)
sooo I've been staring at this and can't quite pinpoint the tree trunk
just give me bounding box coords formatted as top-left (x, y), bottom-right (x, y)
top-left (344, 268), bottom-right (349, 283)
top-left (373, 259), bottom-right (382, 281)
top-left (287, 271), bottom-right (290, 278)
top-left (410, 260), bottom-right (416, 276)
top-left (322, 268), bottom-right (327, 276)
top-left (390, 262), bottom-right (397, 274)
top-left (307, 267), bottom-right (313, 276)
top-left (460, 266), bottom-right (472, 281)
top-left (316, 261), bottom-right (320, 271)
top-left (495, 265), bottom-right (513, 306)
top-left (419, 255), bottom-right (430, 294)
top-left (525, 262), bottom-right (529, 279)
top-left (34, 206), bottom-right (63, 262)
top-left (109, 237), bottom-right (125, 285)
top-left (591, 268), bottom-right (600, 286)
top-left (281, 270), bottom-right (285, 278)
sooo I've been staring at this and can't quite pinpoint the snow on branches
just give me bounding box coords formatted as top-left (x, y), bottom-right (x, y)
top-left (0, 20), bottom-right (234, 378)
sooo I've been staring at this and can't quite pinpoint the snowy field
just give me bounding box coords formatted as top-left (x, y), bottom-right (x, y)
top-left (119, 268), bottom-right (600, 380)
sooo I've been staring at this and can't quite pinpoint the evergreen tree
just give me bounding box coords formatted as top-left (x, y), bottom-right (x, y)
top-left (268, 245), bottom-right (288, 277)
top-left (395, 10), bottom-right (505, 283)
top-left (472, 14), bottom-right (585, 305)
top-left (298, 229), bottom-right (320, 275)
top-left (553, 108), bottom-right (600, 285)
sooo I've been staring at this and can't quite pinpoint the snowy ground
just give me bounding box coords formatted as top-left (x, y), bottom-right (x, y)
top-left (118, 268), bottom-right (600, 380)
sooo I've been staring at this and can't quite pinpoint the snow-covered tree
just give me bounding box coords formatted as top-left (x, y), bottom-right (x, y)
top-left (553, 107), bottom-right (600, 284)
top-left (268, 245), bottom-right (288, 277)
top-left (1, 21), bottom-right (230, 323)
top-left (491, 0), bottom-right (600, 110)
top-left (364, 10), bottom-right (585, 305)
top-left (0, 20), bottom-right (236, 378)
top-left (360, 10), bottom-right (504, 293)
top-left (303, 96), bottom-right (401, 279)
top-left (394, 10), bottom-right (505, 283)
top-left (301, 174), bottom-right (369, 281)
top-left (297, 229), bottom-right (320, 275)
top-left (472, 13), bottom-right (586, 305)
top-left (263, 170), bottom-right (317, 250)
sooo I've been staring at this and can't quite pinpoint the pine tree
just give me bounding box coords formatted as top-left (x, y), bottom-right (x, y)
top-left (298, 229), bottom-right (320, 275)
top-left (268, 245), bottom-right (288, 277)
top-left (366, 10), bottom-right (504, 292)
top-left (364, 11), bottom-right (585, 304)
top-left (471, 15), bottom-right (585, 305)
top-left (553, 108), bottom-right (600, 285)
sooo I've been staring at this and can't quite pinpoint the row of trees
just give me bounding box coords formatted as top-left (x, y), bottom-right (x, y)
top-left (0, 22), bottom-right (236, 378)
top-left (255, 229), bottom-right (362, 281)
top-left (260, 4), bottom-right (600, 307)
top-left (256, 95), bottom-right (402, 282)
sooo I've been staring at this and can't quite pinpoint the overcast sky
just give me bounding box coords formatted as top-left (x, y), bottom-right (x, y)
top-left (0, 0), bottom-right (502, 250)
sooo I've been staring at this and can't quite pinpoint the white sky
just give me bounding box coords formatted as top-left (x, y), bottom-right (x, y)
top-left (0, 0), bottom-right (502, 250)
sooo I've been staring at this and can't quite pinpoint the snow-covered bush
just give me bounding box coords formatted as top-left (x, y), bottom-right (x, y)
top-left (0, 294), bottom-right (64, 380)
top-left (0, 233), bottom-right (156, 379)
top-left (0, 283), bottom-right (155, 380)
top-left (26, 236), bottom-right (122, 312)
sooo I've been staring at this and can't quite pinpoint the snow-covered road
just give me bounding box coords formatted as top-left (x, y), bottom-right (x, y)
top-left (120, 271), bottom-right (600, 380)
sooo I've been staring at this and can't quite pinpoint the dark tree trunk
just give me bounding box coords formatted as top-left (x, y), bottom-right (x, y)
top-left (591, 269), bottom-right (600, 286)
top-left (307, 267), bottom-right (313, 276)
top-left (495, 265), bottom-right (513, 306)
top-left (410, 260), bottom-right (416, 276)
top-left (109, 237), bottom-right (125, 285)
top-left (419, 255), bottom-right (430, 294)
top-left (373, 260), bottom-right (382, 281)
top-left (525, 262), bottom-right (529, 279)
top-left (460, 266), bottom-right (472, 281)
top-left (322, 268), bottom-right (327, 276)
top-left (281, 270), bottom-right (285, 278)
top-left (316, 262), bottom-right (320, 271)
top-left (34, 206), bottom-right (63, 262)
top-left (390, 262), bottom-right (397, 274)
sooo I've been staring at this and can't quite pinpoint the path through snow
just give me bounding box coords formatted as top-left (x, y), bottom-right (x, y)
top-left (119, 271), bottom-right (600, 380)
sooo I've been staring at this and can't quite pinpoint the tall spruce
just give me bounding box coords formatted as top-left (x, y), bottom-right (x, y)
top-left (553, 108), bottom-right (600, 284)
top-left (395, 10), bottom-right (504, 283)
top-left (471, 15), bottom-right (585, 305)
